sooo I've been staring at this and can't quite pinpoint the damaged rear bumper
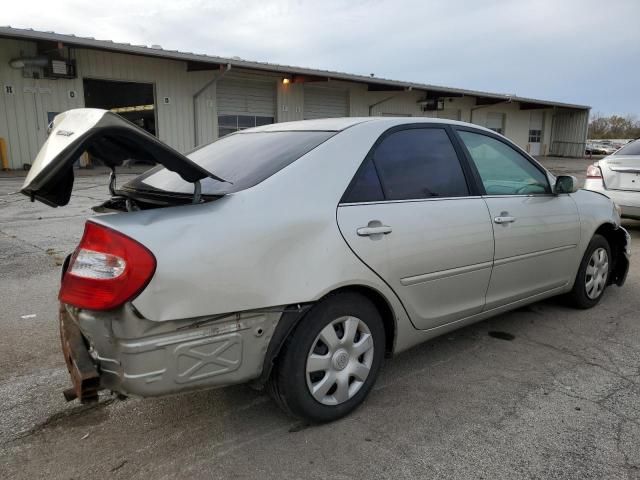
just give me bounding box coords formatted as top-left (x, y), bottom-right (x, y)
top-left (59, 303), bottom-right (282, 400)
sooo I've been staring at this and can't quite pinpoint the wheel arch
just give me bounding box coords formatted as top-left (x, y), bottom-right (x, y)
top-left (252, 284), bottom-right (397, 389)
top-left (593, 222), bottom-right (630, 286)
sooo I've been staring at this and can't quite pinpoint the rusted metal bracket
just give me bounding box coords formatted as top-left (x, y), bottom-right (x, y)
top-left (59, 305), bottom-right (101, 403)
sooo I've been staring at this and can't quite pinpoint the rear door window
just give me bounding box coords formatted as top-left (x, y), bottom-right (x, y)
top-left (372, 128), bottom-right (469, 200)
top-left (342, 157), bottom-right (385, 203)
top-left (343, 127), bottom-right (469, 202)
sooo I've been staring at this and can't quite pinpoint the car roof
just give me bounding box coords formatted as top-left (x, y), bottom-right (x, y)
top-left (244, 116), bottom-right (487, 133)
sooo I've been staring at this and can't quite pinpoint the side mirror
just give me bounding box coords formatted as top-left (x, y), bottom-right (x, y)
top-left (554, 175), bottom-right (579, 194)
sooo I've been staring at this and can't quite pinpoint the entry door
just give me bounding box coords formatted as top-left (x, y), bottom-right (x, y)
top-left (337, 126), bottom-right (494, 330)
top-left (528, 111), bottom-right (544, 156)
top-left (456, 129), bottom-right (580, 309)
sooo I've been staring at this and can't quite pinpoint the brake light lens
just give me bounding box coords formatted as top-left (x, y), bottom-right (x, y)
top-left (587, 164), bottom-right (602, 178)
top-left (59, 222), bottom-right (156, 310)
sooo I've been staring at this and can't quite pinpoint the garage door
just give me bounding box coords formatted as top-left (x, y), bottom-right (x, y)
top-left (303, 85), bottom-right (349, 120)
top-left (217, 77), bottom-right (276, 136)
top-left (486, 112), bottom-right (505, 135)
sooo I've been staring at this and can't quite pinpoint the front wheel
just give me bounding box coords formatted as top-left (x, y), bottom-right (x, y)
top-left (567, 234), bottom-right (611, 309)
top-left (268, 292), bottom-right (385, 423)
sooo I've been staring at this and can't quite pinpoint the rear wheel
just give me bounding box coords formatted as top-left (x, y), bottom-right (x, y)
top-left (567, 234), bottom-right (611, 309)
top-left (268, 292), bottom-right (385, 423)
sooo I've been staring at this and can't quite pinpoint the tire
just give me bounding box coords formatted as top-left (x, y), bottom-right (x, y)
top-left (268, 292), bottom-right (385, 423)
top-left (566, 234), bottom-right (611, 309)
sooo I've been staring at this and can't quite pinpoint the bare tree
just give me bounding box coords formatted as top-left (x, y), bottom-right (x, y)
top-left (589, 113), bottom-right (640, 139)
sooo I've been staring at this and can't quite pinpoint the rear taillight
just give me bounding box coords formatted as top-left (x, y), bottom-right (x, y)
top-left (59, 222), bottom-right (156, 310)
top-left (587, 164), bottom-right (602, 179)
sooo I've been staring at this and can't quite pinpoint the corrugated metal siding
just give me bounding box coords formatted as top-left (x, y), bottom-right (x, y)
top-left (0, 39), bottom-right (85, 169)
top-left (194, 82), bottom-right (217, 147)
top-left (437, 109), bottom-right (461, 120)
top-left (72, 48), bottom-right (208, 154)
top-left (0, 36), bottom-right (591, 168)
top-left (0, 38), bottom-right (212, 168)
top-left (304, 85), bottom-right (349, 119)
top-left (361, 90), bottom-right (433, 117)
top-left (550, 109), bottom-right (589, 157)
top-left (217, 75), bottom-right (276, 116)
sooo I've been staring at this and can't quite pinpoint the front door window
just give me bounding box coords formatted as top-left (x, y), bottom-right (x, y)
top-left (458, 130), bottom-right (550, 195)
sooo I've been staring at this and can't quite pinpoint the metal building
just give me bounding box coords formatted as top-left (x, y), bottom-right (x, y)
top-left (0, 26), bottom-right (590, 170)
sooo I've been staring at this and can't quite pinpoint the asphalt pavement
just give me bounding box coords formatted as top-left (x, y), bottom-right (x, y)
top-left (1, 158), bottom-right (639, 479)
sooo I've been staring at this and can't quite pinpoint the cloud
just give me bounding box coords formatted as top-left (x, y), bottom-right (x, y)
top-left (4, 0), bottom-right (640, 114)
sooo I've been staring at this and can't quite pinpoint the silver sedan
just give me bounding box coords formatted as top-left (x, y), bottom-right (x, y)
top-left (584, 139), bottom-right (640, 219)
top-left (22, 109), bottom-right (630, 422)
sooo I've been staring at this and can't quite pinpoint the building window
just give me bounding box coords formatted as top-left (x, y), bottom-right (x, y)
top-left (528, 129), bottom-right (542, 143)
top-left (218, 115), bottom-right (274, 137)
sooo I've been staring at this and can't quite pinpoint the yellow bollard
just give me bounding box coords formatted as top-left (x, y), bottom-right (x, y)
top-left (0, 137), bottom-right (8, 170)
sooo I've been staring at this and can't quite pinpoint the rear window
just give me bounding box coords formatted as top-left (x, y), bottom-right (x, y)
top-left (614, 140), bottom-right (640, 156)
top-left (130, 131), bottom-right (335, 195)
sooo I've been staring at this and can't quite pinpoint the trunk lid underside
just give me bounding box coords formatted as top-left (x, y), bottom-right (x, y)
top-left (21, 108), bottom-right (221, 207)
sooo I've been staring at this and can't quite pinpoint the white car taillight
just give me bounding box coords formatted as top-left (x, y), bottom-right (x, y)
top-left (69, 249), bottom-right (126, 279)
top-left (586, 164), bottom-right (602, 178)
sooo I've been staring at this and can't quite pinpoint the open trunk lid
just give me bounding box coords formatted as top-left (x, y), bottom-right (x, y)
top-left (21, 108), bottom-right (221, 207)
top-left (602, 155), bottom-right (640, 192)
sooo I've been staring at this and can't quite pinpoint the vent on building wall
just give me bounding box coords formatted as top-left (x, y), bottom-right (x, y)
top-left (9, 55), bottom-right (77, 79)
top-left (420, 98), bottom-right (444, 111)
top-left (44, 58), bottom-right (76, 79)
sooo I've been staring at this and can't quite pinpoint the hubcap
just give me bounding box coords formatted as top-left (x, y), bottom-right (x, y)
top-left (585, 247), bottom-right (609, 300)
top-left (332, 349), bottom-right (350, 371)
top-left (305, 316), bottom-right (374, 406)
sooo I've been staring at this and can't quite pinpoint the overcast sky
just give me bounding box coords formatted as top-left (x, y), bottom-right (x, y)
top-left (5, 0), bottom-right (639, 116)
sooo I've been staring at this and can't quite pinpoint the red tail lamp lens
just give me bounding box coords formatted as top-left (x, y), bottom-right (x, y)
top-left (59, 222), bottom-right (156, 310)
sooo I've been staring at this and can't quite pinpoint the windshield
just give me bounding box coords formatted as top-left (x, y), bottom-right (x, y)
top-left (614, 140), bottom-right (640, 156)
top-left (127, 130), bottom-right (336, 195)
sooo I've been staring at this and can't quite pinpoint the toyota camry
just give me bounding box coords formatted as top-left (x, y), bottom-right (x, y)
top-left (22, 109), bottom-right (630, 422)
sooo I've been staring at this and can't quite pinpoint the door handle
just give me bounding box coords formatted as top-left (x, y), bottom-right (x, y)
top-left (357, 225), bottom-right (392, 236)
top-left (494, 216), bottom-right (516, 224)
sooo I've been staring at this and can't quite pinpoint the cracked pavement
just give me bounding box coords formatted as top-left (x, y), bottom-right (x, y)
top-left (0, 159), bottom-right (639, 479)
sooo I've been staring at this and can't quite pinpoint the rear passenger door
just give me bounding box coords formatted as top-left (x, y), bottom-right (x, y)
top-left (454, 128), bottom-right (580, 309)
top-left (337, 125), bottom-right (494, 330)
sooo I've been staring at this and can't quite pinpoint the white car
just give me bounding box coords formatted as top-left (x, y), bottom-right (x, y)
top-left (22, 109), bottom-right (630, 422)
top-left (584, 139), bottom-right (640, 219)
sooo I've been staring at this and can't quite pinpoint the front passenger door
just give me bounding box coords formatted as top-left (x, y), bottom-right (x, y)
top-left (456, 129), bottom-right (580, 309)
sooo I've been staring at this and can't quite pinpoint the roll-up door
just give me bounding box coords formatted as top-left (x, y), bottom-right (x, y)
top-left (486, 112), bottom-right (505, 135)
top-left (217, 77), bottom-right (276, 137)
top-left (303, 85), bottom-right (349, 119)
